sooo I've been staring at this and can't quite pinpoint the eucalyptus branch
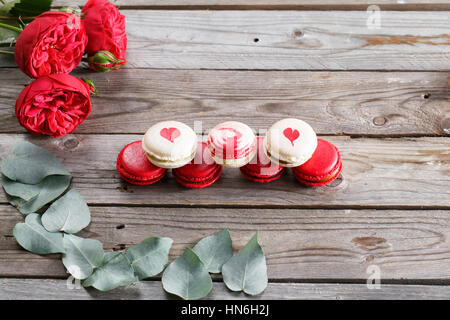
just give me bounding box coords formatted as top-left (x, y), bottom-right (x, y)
top-left (0, 22), bottom-right (22, 33)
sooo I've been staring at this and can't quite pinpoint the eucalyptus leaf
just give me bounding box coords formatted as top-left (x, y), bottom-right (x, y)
top-left (222, 232), bottom-right (268, 296)
top-left (1, 141), bottom-right (71, 184)
top-left (2, 174), bottom-right (40, 201)
top-left (9, 0), bottom-right (52, 17)
top-left (6, 193), bottom-right (27, 209)
top-left (83, 252), bottom-right (138, 292)
top-left (13, 213), bottom-right (64, 254)
top-left (14, 175), bottom-right (72, 214)
top-left (193, 229), bottom-right (233, 274)
top-left (62, 234), bottom-right (104, 280)
top-left (42, 189), bottom-right (90, 234)
top-left (162, 248), bottom-right (212, 300)
top-left (125, 237), bottom-right (172, 280)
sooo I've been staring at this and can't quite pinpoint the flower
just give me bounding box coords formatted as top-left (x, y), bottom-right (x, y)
top-left (82, 0), bottom-right (127, 71)
top-left (14, 11), bottom-right (87, 78)
top-left (87, 50), bottom-right (126, 72)
top-left (15, 74), bottom-right (93, 138)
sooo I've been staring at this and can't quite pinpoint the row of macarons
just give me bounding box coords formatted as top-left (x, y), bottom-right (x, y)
top-left (116, 119), bottom-right (343, 188)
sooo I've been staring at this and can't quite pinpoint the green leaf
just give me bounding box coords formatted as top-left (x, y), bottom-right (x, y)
top-left (222, 232), bottom-right (267, 296)
top-left (0, 1), bottom-right (19, 16)
top-left (9, 0), bottom-right (52, 17)
top-left (1, 141), bottom-right (71, 185)
top-left (6, 193), bottom-right (27, 208)
top-left (162, 248), bottom-right (212, 300)
top-left (13, 213), bottom-right (65, 254)
top-left (2, 174), bottom-right (40, 201)
top-left (125, 237), bottom-right (172, 280)
top-left (41, 189), bottom-right (90, 234)
top-left (10, 175), bottom-right (72, 214)
top-left (83, 252), bottom-right (138, 292)
top-left (62, 234), bottom-right (104, 280)
top-left (193, 229), bottom-right (233, 274)
top-left (0, 19), bottom-right (20, 45)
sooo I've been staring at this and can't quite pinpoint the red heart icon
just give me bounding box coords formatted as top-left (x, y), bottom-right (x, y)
top-left (160, 127), bottom-right (181, 143)
top-left (283, 128), bottom-right (300, 146)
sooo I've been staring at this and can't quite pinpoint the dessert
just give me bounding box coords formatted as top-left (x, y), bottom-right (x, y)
top-left (172, 142), bottom-right (222, 188)
top-left (292, 139), bottom-right (342, 186)
top-left (206, 121), bottom-right (256, 168)
top-left (264, 118), bottom-right (317, 167)
top-left (240, 137), bottom-right (285, 183)
top-left (142, 121), bottom-right (197, 169)
top-left (117, 141), bottom-right (167, 185)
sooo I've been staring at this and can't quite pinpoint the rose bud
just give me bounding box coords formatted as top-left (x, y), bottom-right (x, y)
top-left (87, 50), bottom-right (126, 72)
top-left (82, 0), bottom-right (127, 72)
top-left (14, 11), bottom-right (87, 78)
top-left (15, 74), bottom-right (93, 138)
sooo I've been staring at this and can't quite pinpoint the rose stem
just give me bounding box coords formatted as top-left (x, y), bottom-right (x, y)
top-left (0, 16), bottom-right (35, 20)
top-left (0, 22), bottom-right (22, 33)
top-left (0, 50), bottom-right (14, 56)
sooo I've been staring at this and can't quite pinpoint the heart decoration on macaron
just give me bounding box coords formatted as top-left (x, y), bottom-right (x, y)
top-left (160, 127), bottom-right (181, 143)
top-left (283, 128), bottom-right (300, 146)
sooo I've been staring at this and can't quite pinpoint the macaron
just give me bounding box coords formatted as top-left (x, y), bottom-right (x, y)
top-left (264, 118), bottom-right (317, 167)
top-left (206, 121), bottom-right (257, 168)
top-left (116, 141), bottom-right (167, 185)
top-left (172, 142), bottom-right (222, 188)
top-left (142, 121), bottom-right (197, 169)
top-left (292, 139), bottom-right (342, 187)
top-left (240, 137), bottom-right (285, 183)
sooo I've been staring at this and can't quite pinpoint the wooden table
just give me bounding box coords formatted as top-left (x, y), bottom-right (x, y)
top-left (0, 0), bottom-right (449, 300)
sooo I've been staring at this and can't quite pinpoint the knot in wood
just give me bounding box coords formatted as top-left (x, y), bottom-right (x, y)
top-left (373, 116), bottom-right (387, 126)
top-left (63, 138), bottom-right (80, 150)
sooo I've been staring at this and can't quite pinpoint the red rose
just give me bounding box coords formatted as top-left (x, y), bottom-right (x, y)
top-left (14, 11), bottom-right (87, 79)
top-left (82, 0), bottom-right (127, 71)
top-left (15, 74), bottom-right (93, 138)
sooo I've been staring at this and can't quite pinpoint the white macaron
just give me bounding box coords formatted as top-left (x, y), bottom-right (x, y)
top-left (264, 118), bottom-right (317, 167)
top-left (142, 121), bottom-right (197, 169)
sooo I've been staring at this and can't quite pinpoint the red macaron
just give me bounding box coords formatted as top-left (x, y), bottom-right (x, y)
top-left (172, 142), bottom-right (222, 188)
top-left (292, 139), bottom-right (342, 187)
top-left (240, 137), bottom-right (286, 183)
top-left (116, 141), bottom-right (167, 185)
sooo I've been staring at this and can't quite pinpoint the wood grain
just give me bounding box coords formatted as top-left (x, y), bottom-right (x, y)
top-left (0, 134), bottom-right (449, 208)
top-left (3, 205), bottom-right (450, 280)
top-left (1, 11), bottom-right (449, 70)
top-left (2, 278), bottom-right (450, 300)
top-left (54, 0), bottom-right (450, 11)
top-left (0, 69), bottom-right (449, 136)
top-left (114, 10), bottom-right (450, 70)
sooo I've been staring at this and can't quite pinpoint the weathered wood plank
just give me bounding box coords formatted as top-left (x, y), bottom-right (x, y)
top-left (123, 10), bottom-right (450, 70)
top-left (2, 278), bottom-right (450, 300)
top-left (54, 0), bottom-right (450, 11)
top-left (0, 134), bottom-right (449, 207)
top-left (0, 69), bottom-right (449, 136)
top-left (1, 11), bottom-right (449, 70)
top-left (2, 205), bottom-right (450, 280)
